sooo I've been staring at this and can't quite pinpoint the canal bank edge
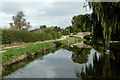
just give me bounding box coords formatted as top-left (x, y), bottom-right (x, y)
top-left (1, 37), bottom-right (83, 72)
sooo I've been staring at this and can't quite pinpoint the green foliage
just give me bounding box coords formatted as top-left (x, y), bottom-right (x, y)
top-left (2, 29), bottom-right (62, 44)
top-left (88, 2), bottom-right (120, 47)
top-left (10, 11), bottom-right (32, 30)
top-left (64, 46), bottom-right (91, 64)
top-left (72, 14), bottom-right (92, 32)
top-left (65, 14), bottom-right (92, 34)
top-left (2, 29), bottom-right (11, 44)
top-left (40, 25), bottom-right (46, 29)
top-left (62, 29), bottom-right (70, 35)
top-left (44, 28), bottom-right (52, 33)
top-left (73, 32), bottom-right (77, 35)
top-left (44, 28), bottom-right (62, 39)
top-left (2, 37), bottom-right (80, 65)
top-left (53, 26), bottom-right (61, 32)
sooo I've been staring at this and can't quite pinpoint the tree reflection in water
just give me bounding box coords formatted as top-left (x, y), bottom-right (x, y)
top-left (64, 46), bottom-right (91, 64)
top-left (73, 44), bottom-right (120, 79)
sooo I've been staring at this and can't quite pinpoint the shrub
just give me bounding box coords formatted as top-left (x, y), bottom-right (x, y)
top-left (2, 29), bottom-right (11, 44)
top-left (2, 29), bottom-right (62, 44)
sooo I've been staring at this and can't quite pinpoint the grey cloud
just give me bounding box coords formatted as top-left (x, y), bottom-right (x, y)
top-left (1, 2), bottom-right (92, 28)
top-left (2, 2), bottom-right (23, 14)
top-left (2, 2), bottom-right (42, 14)
top-left (2, 2), bottom-right (89, 16)
top-left (39, 2), bottom-right (88, 16)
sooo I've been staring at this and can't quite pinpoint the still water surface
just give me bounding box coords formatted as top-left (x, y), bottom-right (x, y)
top-left (3, 44), bottom-right (120, 79)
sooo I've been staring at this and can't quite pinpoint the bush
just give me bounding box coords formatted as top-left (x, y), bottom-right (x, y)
top-left (2, 29), bottom-right (11, 44)
top-left (2, 29), bottom-right (62, 44)
top-left (73, 32), bottom-right (76, 35)
top-left (56, 32), bottom-right (62, 39)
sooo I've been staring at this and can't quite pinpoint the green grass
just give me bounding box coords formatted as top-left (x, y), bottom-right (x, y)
top-left (1, 45), bottom-right (29, 51)
top-left (2, 37), bottom-right (83, 66)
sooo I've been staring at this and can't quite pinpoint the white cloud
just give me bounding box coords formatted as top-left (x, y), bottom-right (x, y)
top-left (1, 0), bottom-right (86, 2)
top-left (0, 1), bottom-right (92, 29)
top-left (0, 12), bottom-right (14, 28)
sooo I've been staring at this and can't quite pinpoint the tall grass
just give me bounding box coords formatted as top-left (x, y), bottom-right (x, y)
top-left (2, 29), bottom-right (62, 44)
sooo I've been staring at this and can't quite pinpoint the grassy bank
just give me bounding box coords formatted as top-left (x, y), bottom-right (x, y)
top-left (1, 37), bottom-right (83, 68)
top-left (2, 45), bottom-right (64, 77)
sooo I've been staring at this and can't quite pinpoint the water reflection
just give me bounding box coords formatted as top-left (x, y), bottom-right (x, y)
top-left (2, 46), bottom-right (62, 78)
top-left (64, 46), bottom-right (91, 64)
top-left (3, 43), bottom-right (120, 79)
top-left (75, 43), bottom-right (120, 79)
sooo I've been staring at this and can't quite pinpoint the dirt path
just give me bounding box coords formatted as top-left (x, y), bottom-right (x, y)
top-left (1, 35), bottom-right (68, 50)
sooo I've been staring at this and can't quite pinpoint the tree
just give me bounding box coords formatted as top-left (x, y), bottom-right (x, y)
top-left (40, 25), bottom-right (47, 29)
top-left (72, 14), bottom-right (92, 32)
top-left (44, 28), bottom-right (52, 33)
top-left (66, 14), bottom-right (92, 33)
top-left (9, 11), bottom-right (32, 30)
top-left (88, 2), bottom-right (120, 47)
top-left (53, 26), bottom-right (61, 32)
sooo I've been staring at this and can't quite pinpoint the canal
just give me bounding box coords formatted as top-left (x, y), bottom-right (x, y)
top-left (3, 43), bottom-right (120, 79)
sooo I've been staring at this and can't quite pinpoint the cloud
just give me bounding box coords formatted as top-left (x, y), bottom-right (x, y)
top-left (0, 12), bottom-right (14, 28)
top-left (1, 0), bottom-right (86, 2)
top-left (0, 1), bottom-right (92, 29)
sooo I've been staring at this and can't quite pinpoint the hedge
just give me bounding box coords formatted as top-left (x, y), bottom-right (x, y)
top-left (2, 29), bottom-right (62, 44)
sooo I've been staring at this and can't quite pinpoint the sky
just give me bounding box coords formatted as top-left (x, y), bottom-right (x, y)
top-left (0, 0), bottom-right (92, 29)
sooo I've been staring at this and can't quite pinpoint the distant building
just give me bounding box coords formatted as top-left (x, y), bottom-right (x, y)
top-left (30, 25), bottom-right (47, 32)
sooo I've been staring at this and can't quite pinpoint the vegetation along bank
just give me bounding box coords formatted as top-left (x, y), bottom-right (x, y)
top-left (1, 37), bottom-right (83, 71)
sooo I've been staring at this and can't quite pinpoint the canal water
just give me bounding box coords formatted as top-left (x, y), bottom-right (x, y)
top-left (3, 43), bottom-right (120, 79)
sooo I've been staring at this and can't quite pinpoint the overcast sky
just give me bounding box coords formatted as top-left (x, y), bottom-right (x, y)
top-left (0, 0), bottom-right (92, 29)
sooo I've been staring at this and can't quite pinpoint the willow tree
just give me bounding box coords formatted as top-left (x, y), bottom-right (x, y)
top-left (88, 2), bottom-right (120, 47)
top-left (9, 11), bottom-right (32, 30)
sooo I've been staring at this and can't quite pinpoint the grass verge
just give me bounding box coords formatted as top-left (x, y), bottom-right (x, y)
top-left (1, 37), bottom-right (83, 68)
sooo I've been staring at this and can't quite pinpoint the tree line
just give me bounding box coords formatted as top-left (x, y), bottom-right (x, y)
top-left (65, 2), bottom-right (120, 47)
top-left (66, 14), bottom-right (92, 34)
top-left (2, 11), bottom-right (62, 44)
